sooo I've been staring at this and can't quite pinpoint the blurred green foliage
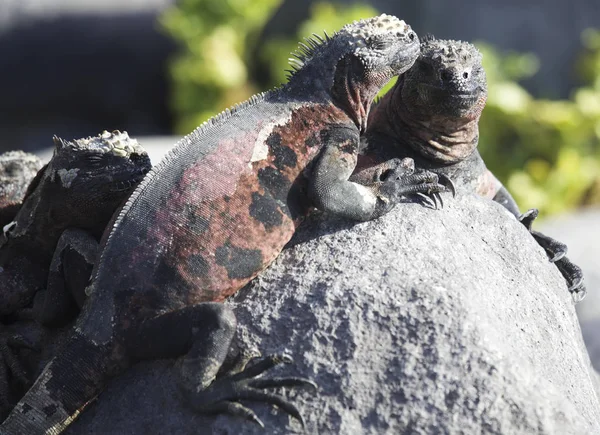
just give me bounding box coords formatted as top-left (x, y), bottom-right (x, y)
top-left (159, 0), bottom-right (282, 133)
top-left (478, 32), bottom-right (600, 216)
top-left (161, 1), bottom-right (600, 216)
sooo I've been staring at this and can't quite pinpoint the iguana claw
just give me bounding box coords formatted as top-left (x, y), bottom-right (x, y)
top-left (438, 174), bottom-right (456, 198)
top-left (554, 258), bottom-right (587, 303)
top-left (518, 208), bottom-right (538, 231)
top-left (191, 353), bottom-right (316, 428)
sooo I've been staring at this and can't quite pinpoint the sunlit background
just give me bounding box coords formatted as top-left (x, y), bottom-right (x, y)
top-left (0, 0), bottom-right (598, 365)
top-left (2, 0), bottom-right (600, 216)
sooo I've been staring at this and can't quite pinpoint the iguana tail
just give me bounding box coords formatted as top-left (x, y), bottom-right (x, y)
top-left (0, 332), bottom-right (115, 435)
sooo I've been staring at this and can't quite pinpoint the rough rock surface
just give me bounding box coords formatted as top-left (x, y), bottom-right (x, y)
top-left (64, 194), bottom-right (600, 434)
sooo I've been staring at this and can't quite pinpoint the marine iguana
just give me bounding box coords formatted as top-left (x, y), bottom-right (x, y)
top-left (353, 36), bottom-right (586, 301)
top-left (0, 16), bottom-right (454, 434)
top-left (0, 131), bottom-right (151, 416)
top-left (0, 152), bottom-right (44, 229)
top-left (0, 131), bottom-right (152, 322)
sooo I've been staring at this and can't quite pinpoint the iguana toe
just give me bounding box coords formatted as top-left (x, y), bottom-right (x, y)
top-left (518, 209), bottom-right (539, 231)
top-left (438, 174), bottom-right (456, 198)
top-left (380, 167), bottom-right (453, 208)
top-left (554, 257), bottom-right (586, 303)
top-left (433, 192), bottom-right (443, 209)
top-left (415, 193), bottom-right (436, 209)
top-left (190, 353), bottom-right (314, 428)
top-left (207, 400), bottom-right (265, 428)
top-left (530, 230), bottom-right (568, 263)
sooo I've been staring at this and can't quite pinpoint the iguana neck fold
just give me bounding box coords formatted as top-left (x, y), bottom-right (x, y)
top-left (383, 79), bottom-right (481, 164)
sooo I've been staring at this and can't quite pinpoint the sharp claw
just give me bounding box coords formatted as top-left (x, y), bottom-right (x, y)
top-left (568, 276), bottom-right (584, 293)
top-left (249, 377), bottom-right (318, 391)
top-left (239, 390), bottom-right (305, 425)
top-left (549, 251), bottom-right (566, 263)
top-left (438, 174), bottom-right (456, 198)
top-left (251, 414), bottom-right (265, 428)
top-left (230, 353), bottom-right (291, 382)
top-left (416, 193), bottom-right (435, 209)
top-left (519, 209), bottom-right (539, 230)
top-left (571, 290), bottom-right (587, 303)
top-left (434, 192), bottom-right (443, 209)
top-left (430, 192), bottom-right (438, 209)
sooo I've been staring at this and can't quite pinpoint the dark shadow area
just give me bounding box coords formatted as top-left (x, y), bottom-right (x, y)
top-left (0, 12), bottom-right (176, 153)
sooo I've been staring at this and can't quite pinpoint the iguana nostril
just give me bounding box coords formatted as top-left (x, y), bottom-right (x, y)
top-left (463, 72), bottom-right (469, 79)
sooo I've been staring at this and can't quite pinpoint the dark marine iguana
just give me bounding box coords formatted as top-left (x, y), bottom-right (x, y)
top-left (0, 131), bottom-right (152, 322)
top-left (0, 132), bottom-right (151, 416)
top-left (353, 35), bottom-right (586, 301)
top-left (0, 16), bottom-right (455, 434)
top-left (0, 152), bottom-right (44, 229)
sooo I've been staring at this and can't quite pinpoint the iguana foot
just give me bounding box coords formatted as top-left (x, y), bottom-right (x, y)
top-left (188, 353), bottom-right (316, 428)
top-left (554, 257), bottom-right (586, 302)
top-left (518, 209), bottom-right (568, 261)
top-left (531, 231), bottom-right (568, 262)
top-left (518, 208), bottom-right (538, 230)
top-left (379, 158), bottom-right (455, 210)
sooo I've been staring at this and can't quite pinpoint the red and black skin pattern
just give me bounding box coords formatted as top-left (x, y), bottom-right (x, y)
top-left (354, 36), bottom-right (586, 300)
top-left (0, 15), bottom-right (431, 434)
top-left (0, 132), bottom-right (151, 320)
top-left (0, 152), bottom-right (44, 229)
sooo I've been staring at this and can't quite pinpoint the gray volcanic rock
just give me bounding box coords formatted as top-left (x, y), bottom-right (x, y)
top-left (66, 194), bottom-right (600, 434)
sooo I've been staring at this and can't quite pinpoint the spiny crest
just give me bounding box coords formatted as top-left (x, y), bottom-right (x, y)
top-left (339, 14), bottom-right (409, 40)
top-left (287, 32), bottom-right (331, 77)
top-left (54, 131), bottom-right (146, 161)
top-left (422, 37), bottom-right (482, 66)
top-left (340, 14), bottom-right (411, 63)
top-left (100, 91), bottom-right (271, 269)
top-left (286, 14), bottom-right (411, 78)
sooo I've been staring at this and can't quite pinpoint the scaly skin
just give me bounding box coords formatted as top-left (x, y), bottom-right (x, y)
top-left (0, 132), bottom-right (151, 418)
top-left (0, 152), bottom-right (44, 229)
top-left (0, 131), bottom-right (151, 319)
top-left (354, 35), bottom-right (586, 301)
top-left (0, 16), bottom-right (454, 434)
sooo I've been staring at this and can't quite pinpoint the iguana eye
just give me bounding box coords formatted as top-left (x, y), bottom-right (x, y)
top-left (86, 154), bottom-right (105, 166)
top-left (367, 37), bottom-right (390, 51)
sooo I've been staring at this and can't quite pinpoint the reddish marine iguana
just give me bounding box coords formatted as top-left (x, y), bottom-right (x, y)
top-left (353, 36), bottom-right (585, 301)
top-left (0, 152), bottom-right (44, 229)
top-left (0, 16), bottom-right (454, 433)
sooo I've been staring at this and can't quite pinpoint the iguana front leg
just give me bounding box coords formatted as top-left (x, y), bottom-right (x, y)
top-left (18, 228), bottom-right (97, 326)
top-left (351, 157), bottom-right (456, 210)
top-left (128, 303), bottom-right (314, 428)
top-left (493, 186), bottom-right (586, 301)
top-left (310, 126), bottom-right (451, 221)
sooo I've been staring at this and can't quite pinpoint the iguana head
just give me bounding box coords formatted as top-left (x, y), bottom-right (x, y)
top-left (287, 14), bottom-right (420, 132)
top-left (34, 130), bottom-right (152, 235)
top-left (50, 130), bottom-right (151, 195)
top-left (400, 36), bottom-right (487, 120)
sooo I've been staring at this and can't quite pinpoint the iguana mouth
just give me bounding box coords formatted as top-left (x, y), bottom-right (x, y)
top-left (110, 172), bottom-right (148, 193)
top-left (418, 83), bottom-right (480, 109)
